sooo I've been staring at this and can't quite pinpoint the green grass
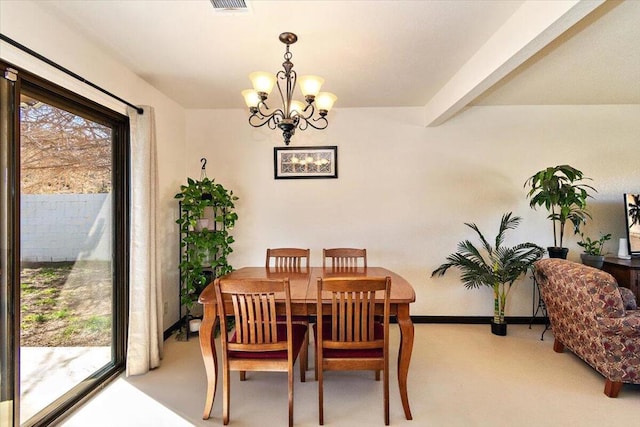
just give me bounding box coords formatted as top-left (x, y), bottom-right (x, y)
top-left (20, 262), bottom-right (112, 346)
top-left (36, 297), bottom-right (56, 307)
top-left (23, 313), bottom-right (48, 323)
top-left (38, 268), bottom-right (61, 283)
top-left (53, 309), bottom-right (70, 319)
top-left (83, 315), bottom-right (111, 332)
top-left (62, 325), bottom-right (79, 338)
top-left (21, 283), bottom-right (36, 294)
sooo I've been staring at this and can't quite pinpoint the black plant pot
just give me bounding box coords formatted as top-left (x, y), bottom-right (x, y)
top-left (547, 247), bottom-right (569, 259)
top-left (491, 321), bottom-right (507, 336)
top-left (580, 253), bottom-right (605, 269)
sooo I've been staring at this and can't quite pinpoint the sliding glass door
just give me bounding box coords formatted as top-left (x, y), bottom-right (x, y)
top-left (1, 62), bottom-right (128, 427)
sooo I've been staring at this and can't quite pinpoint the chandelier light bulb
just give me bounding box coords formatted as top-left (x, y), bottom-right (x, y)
top-left (298, 75), bottom-right (324, 98)
top-left (290, 100), bottom-right (305, 115)
top-left (249, 71), bottom-right (276, 96)
top-left (316, 92), bottom-right (337, 113)
top-left (241, 89), bottom-right (260, 108)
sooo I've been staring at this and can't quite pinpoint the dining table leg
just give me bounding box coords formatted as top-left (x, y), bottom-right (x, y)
top-left (396, 303), bottom-right (414, 420)
top-left (199, 303), bottom-right (218, 420)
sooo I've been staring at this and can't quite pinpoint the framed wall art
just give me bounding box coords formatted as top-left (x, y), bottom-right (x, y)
top-left (274, 146), bottom-right (338, 179)
top-left (624, 193), bottom-right (640, 256)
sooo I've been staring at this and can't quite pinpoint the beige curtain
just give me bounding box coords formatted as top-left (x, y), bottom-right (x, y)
top-left (126, 106), bottom-right (163, 376)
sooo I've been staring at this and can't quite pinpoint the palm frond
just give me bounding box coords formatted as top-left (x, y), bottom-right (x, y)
top-left (465, 222), bottom-right (493, 254)
top-left (495, 213), bottom-right (521, 249)
top-left (456, 240), bottom-right (487, 264)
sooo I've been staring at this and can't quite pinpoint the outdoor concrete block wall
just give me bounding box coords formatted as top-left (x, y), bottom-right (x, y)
top-left (21, 194), bottom-right (112, 262)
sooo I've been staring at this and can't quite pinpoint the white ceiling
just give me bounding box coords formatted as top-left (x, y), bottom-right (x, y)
top-left (36, 0), bottom-right (640, 122)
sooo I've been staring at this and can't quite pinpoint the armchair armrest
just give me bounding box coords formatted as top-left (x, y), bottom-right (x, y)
top-left (597, 311), bottom-right (640, 337)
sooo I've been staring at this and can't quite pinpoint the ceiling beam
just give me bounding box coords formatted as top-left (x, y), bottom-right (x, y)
top-left (423, 0), bottom-right (606, 127)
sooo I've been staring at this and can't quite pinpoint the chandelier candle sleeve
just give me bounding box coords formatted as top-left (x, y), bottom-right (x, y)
top-left (316, 92), bottom-right (338, 113)
top-left (298, 75), bottom-right (324, 99)
top-left (241, 89), bottom-right (260, 109)
top-left (241, 32), bottom-right (337, 145)
top-left (249, 72), bottom-right (276, 96)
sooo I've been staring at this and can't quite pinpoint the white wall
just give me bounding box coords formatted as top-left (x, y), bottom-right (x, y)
top-left (3, 0), bottom-right (639, 325)
top-left (186, 104), bottom-right (640, 317)
top-left (1, 0), bottom-right (186, 330)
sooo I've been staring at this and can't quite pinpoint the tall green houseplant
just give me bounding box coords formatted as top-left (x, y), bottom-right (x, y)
top-left (175, 177), bottom-right (238, 311)
top-left (524, 165), bottom-right (595, 257)
top-left (431, 213), bottom-right (544, 335)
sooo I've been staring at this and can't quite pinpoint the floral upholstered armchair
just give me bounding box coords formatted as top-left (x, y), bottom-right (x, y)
top-left (534, 258), bottom-right (640, 397)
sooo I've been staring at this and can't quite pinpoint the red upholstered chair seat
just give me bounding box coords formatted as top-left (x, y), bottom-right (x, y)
top-left (313, 321), bottom-right (384, 359)
top-left (229, 323), bottom-right (307, 360)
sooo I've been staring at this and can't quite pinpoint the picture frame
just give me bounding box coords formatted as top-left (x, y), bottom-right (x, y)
top-left (274, 146), bottom-right (338, 179)
top-left (624, 193), bottom-right (640, 256)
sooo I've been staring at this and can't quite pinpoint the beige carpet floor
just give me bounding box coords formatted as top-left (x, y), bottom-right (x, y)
top-left (58, 324), bottom-right (640, 426)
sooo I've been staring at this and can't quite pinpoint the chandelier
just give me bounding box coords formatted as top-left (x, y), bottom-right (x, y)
top-left (241, 32), bottom-right (337, 145)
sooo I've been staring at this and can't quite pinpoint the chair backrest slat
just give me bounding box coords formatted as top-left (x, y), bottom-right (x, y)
top-left (215, 278), bottom-right (291, 350)
top-left (323, 248), bottom-right (367, 269)
top-left (329, 289), bottom-right (379, 342)
top-left (266, 248), bottom-right (310, 269)
top-left (318, 276), bottom-right (391, 350)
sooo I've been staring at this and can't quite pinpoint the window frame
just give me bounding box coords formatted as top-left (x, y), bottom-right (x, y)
top-left (1, 60), bottom-right (129, 427)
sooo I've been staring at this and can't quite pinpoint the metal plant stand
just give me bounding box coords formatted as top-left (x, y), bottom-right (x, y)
top-left (529, 274), bottom-right (550, 340)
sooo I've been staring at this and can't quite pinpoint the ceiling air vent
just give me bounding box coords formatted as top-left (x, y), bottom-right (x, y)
top-left (210, 0), bottom-right (250, 13)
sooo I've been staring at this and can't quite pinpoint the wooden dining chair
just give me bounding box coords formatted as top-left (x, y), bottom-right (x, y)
top-left (266, 247), bottom-right (310, 269)
top-left (322, 248), bottom-right (367, 268)
top-left (320, 248), bottom-right (374, 379)
top-left (214, 277), bottom-right (308, 427)
top-left (265, 248), bottom-right (311, 378)
top-left (315, 276), bottom-right (391, 425)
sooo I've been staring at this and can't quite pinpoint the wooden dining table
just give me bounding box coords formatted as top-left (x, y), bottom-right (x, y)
top-left (198, 266), bottom-right (416, 421)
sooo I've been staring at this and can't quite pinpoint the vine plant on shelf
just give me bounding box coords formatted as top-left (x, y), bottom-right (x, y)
top-left (175, 176), bottom-right (238, 320)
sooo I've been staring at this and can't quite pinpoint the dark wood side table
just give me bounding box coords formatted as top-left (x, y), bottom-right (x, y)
top-left (602, 257), bottom-right (640, 301)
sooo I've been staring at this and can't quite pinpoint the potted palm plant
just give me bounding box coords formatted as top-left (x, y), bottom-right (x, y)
top-left (577, 231), bottom-right (611, 269)
top-left (524, 165), bottom-right (595, 258)
top-left (431, 212), bottom-right (544, 336)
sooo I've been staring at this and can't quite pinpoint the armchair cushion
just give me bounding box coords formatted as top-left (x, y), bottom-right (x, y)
top-left (619, 287), bottom-right (638, 311)
top-left (597, 311), bottom-right (640, 338)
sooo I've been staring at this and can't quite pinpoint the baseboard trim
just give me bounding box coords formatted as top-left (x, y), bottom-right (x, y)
top-left (164, 318), bottom-right (186, 340)
top-left (164, 315), bottom-right (548, 338)
top-left (410, 316), bottom-right (548, 325)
